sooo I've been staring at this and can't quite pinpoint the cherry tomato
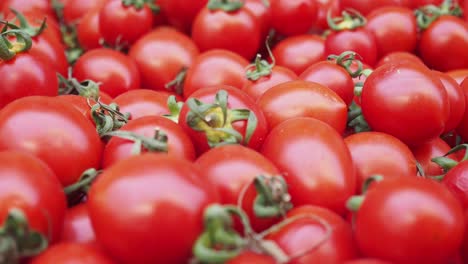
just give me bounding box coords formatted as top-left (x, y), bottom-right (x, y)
top-left (270, 0), bottom-right (318, 36)
top-left (442, 160), bottom-right (468, 209)
top-left (243, 65), bottom-right (298, 100)
top-left (113, 89), bottom-right (177, 120)
top-left (60, 203), bottom-right (97, 247)
top-left (261, 117), bottom-right (356, 214)
top-left (339, 0), bottom-right (408, 16)
top-left (27, 29), bottom-right (68, 77)
top-left (411, 138), bottom-right (459, 177)
top-left (77, 7), bottom-right (103, 51)
top-left (244, 0), bottom-right (272, 38)
top-left (227, 252), bottom-right (275, 264)
top-left (88, 154), bottom-right (218, 264)
top-left (0, 96), bottom-right (103, 186)
top-left (30, 242), bottom-right (114, 264)
top-left (73, 48), bottom-right (141, 98)
top-left (457, 78), bottom-right (468, 142)
top-left (63, 0), bottom-right (106, 24)
top-left (157, 0), bottom-right (208, 33)
top-left (376, 51), bottom-right (425, 68)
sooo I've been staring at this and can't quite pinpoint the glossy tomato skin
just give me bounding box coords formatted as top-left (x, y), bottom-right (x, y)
top-left (411, 138), bottom-right (458, 177)
top-left (342, 259), bottom-right (394, 264)
top-left (325, 29), bottom-right (378, 67)
top-left (27, 31), bottom-right (68, 77)
top-left (300, 61), bottom-right (355, 105)
top-left (0, 96), bottom-right (103, 186)
top-left (0, 0), bottom-right (54, 17)
top-left (257, 80), bottom-right (347, 133)
top-left (113, 89), bottom-right (177, 120)
top-left (77, 7), bottom-right (103, 51)
top-left (266, 205), bottom-right (358, 263)
top-left (261, 118), bottom-right (356, 215)
top-left (129, 27), bottom-right (199, 91)
top-left (419, 16), bottom-right (468, 72)
top-left (73, 49), bottom-right (141, 98)
top-left (244, 0), bottom-right (272, 38)
top-left (315, 0), bottom-right (341, 30)
top-left (344, 132), bottom-right (417, 192)
top-left (60, 203), bottom-right (97, 247)
top-left (442, 160), bottom-right (468, 209)
top-left (270, 0), bottom-right (318, 36)
top-left (434, 71), bottom-right (466, 133)
top-left (376, 51), bottom-right (425, 68)
top-left (272, 35), bottom-right (325, 75)
top-left (226, 252), bottom-right (275, 264)
top-left (183, 50), bottom-right (249, 98)
top-left (457, 78), bottom-right (468, 142)
top-left (0, 53), bottom-right (58, 109)
top-left (365, 6), bottom-right (417, 58)
top-left (179, 85), bottom-right (268, 154)
top-left (361, 62), bottom-right (449, 146)
top-left (57, 93), bottom-right (113, 124)
top-left (157, 0), bottom-right (208, 33)
top-left (242, 66), bottom-right (298, 100)
top-left (30, 242), bottom-right (115, 264)
top-left (354, 177), bottom-right (465, 264)
top-left (447, 69), bottom-right (468, 85)
top-left (88, 154), bottom-right (219, 264)
top-left (408, 0), bottom-right (444, 8)
top-left (339, 0), bottom-right (408, 16)
top-left (0, 151), bottom-right (66, 244)
top-left (102, 116), bottom-right (196, 168)
top-left (63, 0), bottom-right (106, 24)
top-left (462, 210), bottom-right (468, 263)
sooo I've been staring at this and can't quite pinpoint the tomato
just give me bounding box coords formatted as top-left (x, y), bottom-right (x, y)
top-left (243, 65), bottom-right (298, 100)
top-left (272, 34), bottom-right (325, 75)
top-left (128, 27), bottom-right (199, 92)
top-left (353, 177), bottom-right (465, 263)
top-left (0, 151), bottom-right (66, 243)
top-left (447, 69), bottom-right (468, 85)
top-left (442, 160), bottom-right (468, 209)
top-left (3, 10), bottom-right (62, 42)
top-left (179, 85), bottom-right (268, 153)
top-left (27, 30), bottom-right (68, 77)
top-left (30, 242), bottom-right (114, 264)
top-left (58, 93), bottom-right (113, 123)
top-left (375, 51), bottom-right (425, 68)
top-left (73, 49), bottom-right (141, 98)
top-left (345, 131), bottom-right (417, 192)
top-left (257, 80), bottom-right (347, 133)
top-left (244, 0), bottom-right (272, 38)
top-left (88, 154), bottom-right (218, 264)
top-left (157, 0), bottom-right (208, 33)
top-left (113, 89), bottom-right (177, 120)
top-left (418, 16), bottom-right (468, 72)
top-left (339, 0), bottom-right (408, 16)
top-left (183, 50), bottom-right (249, 98)
top-left (265, 205), bottom-right (358, 263)
top-left (63, 0), bottom-right (106, 24)
top-left (457, 78), bottom-right (468, 142)
top-left (0, 96), bottom-right (103, 186)
top-left (411, 138), bottom-right (459, 177)
top-left (409, 0), bottom-right (444, 8)
top-left (227, 252), bottom-right (275, 264)
top-left (192, 3), bottom-right (261, 60)
top-left (462, 210), bottom-right (468, 263)
top-left (270, 0), bottom-right (318, 36)
top-left (300, 61), bottom-right (355, 105)
top-left (342, 259), bottom-right (394, 264)
top-left (0, 0), bottom-right (54, 17)
top-left (261, 118), bottom-right (356, 214)
top-left (361, 62), bottom-right (449, 146)
top-left (60, 203), bottom-right (97, 247)
top-left (315, 0), bottom-right (341, 30)
top-left (365, 6), bottom-right (417, 58)
top-left (99, 0), bottom-right (154, 46)
top-left (77, 7), bottom-right (103, 51)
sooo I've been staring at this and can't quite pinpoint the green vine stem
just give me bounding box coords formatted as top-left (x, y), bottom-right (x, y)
top-left (162, 95), bottom-right (184, 123)
top-left (89, 100), bottom-right (130, 136)
top-left (415, 0), bottom-right (463, 30)
top-left (165, 67), bottom-right (188, 95)
top-left (58, 69), bottom-right (102, 100)
top-left (6, 9), bottom-right (47, 37)
top-left (327, 51), bottom-right (369, 78)
top-left (207, 0), bottom-right (244, 12)
top-left (431, 143), bottom-right (468, 176)
top-left (327, 9), bottom-right (367, 31)
top-left (102, 129), bottom-right (169, 155)
top-left (245, 37), bottom-right (276, 81)
top-left (64, 168), bottom-right (100, 206)
top-left (347, 175), bottom-right (384, 211)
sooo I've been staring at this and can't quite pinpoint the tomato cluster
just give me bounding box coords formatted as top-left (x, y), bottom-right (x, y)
top-left (0, 0), bottom-right (468, 263)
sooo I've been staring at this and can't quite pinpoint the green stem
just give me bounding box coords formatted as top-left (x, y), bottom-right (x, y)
top-left (252, 175), bottom-right (292, 218)
top-left (207, 0), bottom-right (244, 12)
top-left (165, 67), bottom-right (187, 95)
top-left (162, 95), bottom-right (184, 123)
top-left (102, 129), bottom-right (169, 154)
top-left (327, 9), bottom-right (367, 31)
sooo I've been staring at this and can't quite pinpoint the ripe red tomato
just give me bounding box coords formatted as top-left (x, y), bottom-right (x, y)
top-left (0, 96), bottom-right (103, 186)
top-left (261, 118), bottom-right (356, 214)
top-left (457, 78), bottom-right (468, 142)
top-left (0, 0), bottom-right (54, 17)
top-left (27, 30), bottom-right (68, 77)
top-left (63, 0), bottom-right (106, 24)
top-left (272, 34), bottom-right (325, 75)
top-left (340, 0), bottom-right (408, 16)
top-left (442, 160), bottom-right (468, 209)
top-left (376, 51), bottom-right (425, 68)
top-left (129, 27), bottom-right (199, 91)
top-left (315, 0), bottom-right (341, 30)
top-left (257, 80), bottom-right (347, 133)
top-left (353, 177), bottom-right (465, 263)
top-left (113, 89), bottom-right (176, 120)
top-left (227, 252), bottom-right (275, 264)
top-left (462, 210), bottom-right (468, 263)
top-left (77, 7), bottom-right (103, 51)
top-left (157, 0), bottom-right (208, 33)
top-left (242, 65), bottom-right (298, 100)
top-left (58, 93), bottom-right (113, 123)
top-left (60, 203), bottom-right (97, 247)
top-left (30, 242), bottom-right (114, 264)
top-left (73, 49), bottom-right (141, 98)
top-left (409, 0), bottom-right (444, 8)
top-left (270, 0), bottom-right (318, 36)
top-left (411, 138), bottom-right (459, 177)
top-left (88, 154), bottom-right (218, 264)
top-left (244, 0), bottom-right (272, 38)
top-left (361, 62), bottom-right (449, 146)
top-left (183, 50), bottom-right (249, 98)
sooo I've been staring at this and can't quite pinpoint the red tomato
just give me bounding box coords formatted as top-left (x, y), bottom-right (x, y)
top-left (340, 0), bottom-right (408, 16)
top-left (300, 61), bottom-right (355, 105)
top-left (462, 210), bottom-right (468, 263)
top-left (361, 62), bottom-right (449, 146)
top-left (113, 89), bottom-right (176, 120)
top-left (157, 0), bottom-right (208, 33)
top-left (376, 51), bottom-right (425, 68)
top-left (99, 0), bottom-right (154, 46)
top-left (343, 259), bottom-right (394, 264)
top-left (344, 131), bottom-right (417, 192)
top-left (3, 10), bottom-right (62, 42)
top-left (353, 177), bottom-right (465, 263)
top-left (447, 69), bottom-right (468, 85)
top-left (261, 118), bottom-right (356, 214)
top-left (270, 0), bottom-right (318, 36)
top-left (442, 160), bottom-right (468, 209)
top-left (63, 0), bottom-right (106, 24)
top-left (129, 27), bottom-right (199, 91)
top-left (192, 4), bottom-right (261, 60)
top-left (409, 0), bottom-right (444, 8)
top-left (88, 154), bottom-right (218, 264)
top-left (0, 151), bottom-right (66, 244)
top-left (257, 80), bottom-right (347, 133)
top-left (244, 0), bottom-right (272, 38)
top-left (103, 116), bottom-right (196, 168)
top-left (272, 34), bottom-right (325, 75)
top-left (457, 78), bottom-right (468, 142)
top-left (242, 65), bottom-right (298, 100)
top-left (77, 7), bottom-right (103, 51)
top-left (227, 252), bottom-right (275, 264)
top-left (61, 203), bottom-right (97, 247)
top-left (365, 6), bottom-right (417, 58)
top-left (315, 0), bottom-right (341, 30)
top-left (419, 16), bottom-right (468, 71)
top-left (73, 49), bottom-right (141, 98)
top-left (0, 0), bottom-right (54, 17)
top-left (58, 93), bottom-right (113, 123)
top-left (0, 96), bottom-right (103, 186)
top-left (183, 50), bottom-right (249, 98)
top-left (411, 138), bottom-right (458, 177)
top-left (30, 242), bottom-right (114, 264)
top-left (27, 30), bottom-right (68, 77)
top-left (195, 144), bottom-right (281, 232)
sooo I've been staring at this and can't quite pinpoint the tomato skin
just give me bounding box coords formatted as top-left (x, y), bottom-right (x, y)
top-left (325, 29), bottom-right (378, 67)
top-left (442, 160), bottom-right (468, 209)
top-left (102, 116), bottom-right (196, 168)
top-left (447, 69), bottom-right (468, 85)
top-left (60, 203), bottom-right (97, 247)
top-left (342, 259), bottom-right (394, 264)
top-left (57, 93), bottom-right (113, 123)
top-left (339, 0), bottom-right (408, 16)
top-left (0, 151), bottom-right (67, 243)
top-left (0, 96), bottom-right (103, 186)
top-left (183, 50), bottom-right (249, 98)
top-left (0, 0), bottom-right (54, 17)
top-left (411, 138), bottom-right (458, 177)
top-left (195, 144), bottom-right (280, 232)
top-left (0, 53), bottom-right (58, 109)
top-left (30, 242), bottom-right (115, 264)
top-left (457, 78), bottom-right (468, 142)
top-left (266, 205), bottom-right (358, 263)
top-left (73, 49), bottom-right (141, 98)
top-left (226, 252), bottom-right (275, 264)
top-left (77, 7), bottom-right (103, 51)
top-left (361, 62), bottom-right (449, 146)
top-left (344, 131), bottom-right (417, 192)
top-left (129, 27), bottom-right (199, 91)
top-left (113, 89), bottom-right (177, 120)
top-left (261, 118), bottom-right (356, 214)
top-left (243, 66), bottom-right (298, 100)
top-left (419, 16), bottom-right (468, 72)
top-left (315, 0), bottom-right (341, 30)
top-left (63, 0), bottom-right (106, 24)
top-left (376, 51), bottom-right (425, 68)
top-left (157, 0), bottom-right (208, 33)
top-left (27, 32), bottom-right (68, 77)
top-left (365, 6), bottom-right (417, 58)
top-left (300, 61), bottom-right (355, 105)
top-left (244, 0), bottom-right (272, 38)
top-left (434, 71), bottom-right (466, 133)
top-left (257, 80), bottom-right (347, 133)
top-left (88, 154), bottom-right (218, 264)
top-left (408, 0), bottom-right (444, 8)
top-left (272, 35), bottom-right (325, 75)
top-left (462, 210), bottom-right (468, 263)
top-left (270, 0), bottom-right (318, 36)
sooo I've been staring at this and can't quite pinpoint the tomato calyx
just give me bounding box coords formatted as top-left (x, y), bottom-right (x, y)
top-left (6, 9), bottom-right (47, 38)
top-left (207, 0), bottom-right (244, 12)
top-left (0, 209), bottom-right (48, 263)
top-left (245, 39), bottom-right (275, 81)
top-left (103, 128), bottom-right (169, 154)
top-left (327, 9), bottom-right (367, 31)
top-left (64, 168), bottom-right (101, 206)
top-left (415, 0), bottom-right (463, 30)
top-left (328, 51), bottom-right (366, 78)
top-left (162, 95), bottom-right (184, 123)
top-left (90, 100), bottom-right (130, 136)
top-left (165, 67), bottom-right (188, 95)
top-left (122, 0), bottom-right (160, 13)
top-left (58, 71), bottom-right (102, 100)
top-left (250, 175), bottom-right (292, 218)
top-left (346, 175), bottom-right (384, 211)
top-left (0, 22), bottom-right (33, 61)
top-left (186, 90), bottom-right (258, 148)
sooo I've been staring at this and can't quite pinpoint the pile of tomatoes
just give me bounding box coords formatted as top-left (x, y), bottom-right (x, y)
top-left (1, 0), bottom-right (468, 263)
